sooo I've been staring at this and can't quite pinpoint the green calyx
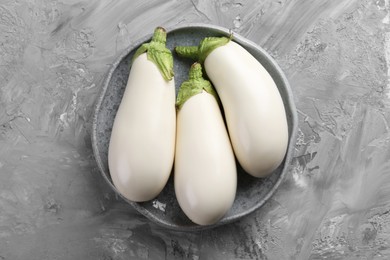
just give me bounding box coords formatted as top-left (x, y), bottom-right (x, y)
top-left (176, 62), bottom-right (219, 110)
top-left (133, 27), bottom-right (174, 81)
top-left (175, 36), bottom-right (231, 64)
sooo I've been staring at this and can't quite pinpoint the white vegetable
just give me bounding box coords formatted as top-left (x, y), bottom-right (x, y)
top-left (108, 27), bottom-right (176, 202)
top-left (174, 63), bottom-right (237, 225)
top-left (176, 38), bottom-right (288, 178)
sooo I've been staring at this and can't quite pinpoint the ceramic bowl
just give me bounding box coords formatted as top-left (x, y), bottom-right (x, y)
top-left (92, 23), bottom-right (298, 231)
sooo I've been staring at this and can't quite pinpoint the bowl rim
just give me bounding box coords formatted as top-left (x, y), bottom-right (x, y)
top-left (91, 23), bottom-right (298, 231)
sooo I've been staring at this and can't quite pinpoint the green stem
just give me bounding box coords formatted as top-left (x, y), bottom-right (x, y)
top-left (175, 46), bottom-right (199, 60)
top-left (188, 62), bottom-right (203, 80)
top-left (151, 26), bottom-right (167, 43)
top-left (175, 36), bottom-right (231, 64)
top-left (176, 62), bottom-right (220, 110)
top-left (132, 27), bottom-right (174, 81)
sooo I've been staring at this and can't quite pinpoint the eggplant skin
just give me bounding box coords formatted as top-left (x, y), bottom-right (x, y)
top-left (108, 53), bottom-right (176, 202)
top-left (205, 41), bottom-right (288, 178)
top-left (174, 92), bottom-right (237, 226)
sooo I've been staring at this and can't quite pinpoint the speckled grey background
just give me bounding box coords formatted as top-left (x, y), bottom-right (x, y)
top-left (1, 0), bottom-right (389, 259)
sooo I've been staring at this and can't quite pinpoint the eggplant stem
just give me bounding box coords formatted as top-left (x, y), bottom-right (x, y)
top-left (132, 27), bottom-right (174, 81)
top-left (176, 62), bottom-right (220, 110)
top-left (175, 46), bottom-right (199, 60)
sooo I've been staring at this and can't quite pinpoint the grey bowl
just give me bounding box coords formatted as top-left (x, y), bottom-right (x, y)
top-left (92, 23), bottom-right (298, 231)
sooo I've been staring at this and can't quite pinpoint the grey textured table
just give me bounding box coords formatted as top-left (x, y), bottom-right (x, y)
top-left (1, 0), bottom-right (389, 259)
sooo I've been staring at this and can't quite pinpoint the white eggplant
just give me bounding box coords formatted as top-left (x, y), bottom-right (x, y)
top-left (176, 38), bottom-right (288, 178)
top-left (174, 63), bottom-right (237, 225)
top-left (108, 27), bottom-right (176, 202)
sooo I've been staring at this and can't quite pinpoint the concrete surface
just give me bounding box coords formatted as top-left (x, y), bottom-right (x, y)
top-left (0, 0), bottom-right (389, 259)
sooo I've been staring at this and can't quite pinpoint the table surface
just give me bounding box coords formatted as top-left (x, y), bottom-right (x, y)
top-left (1, 0), bottom-right (389, 259)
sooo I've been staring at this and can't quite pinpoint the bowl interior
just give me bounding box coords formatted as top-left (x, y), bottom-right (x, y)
top-left (92, 24), bottom-right (298, 231)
